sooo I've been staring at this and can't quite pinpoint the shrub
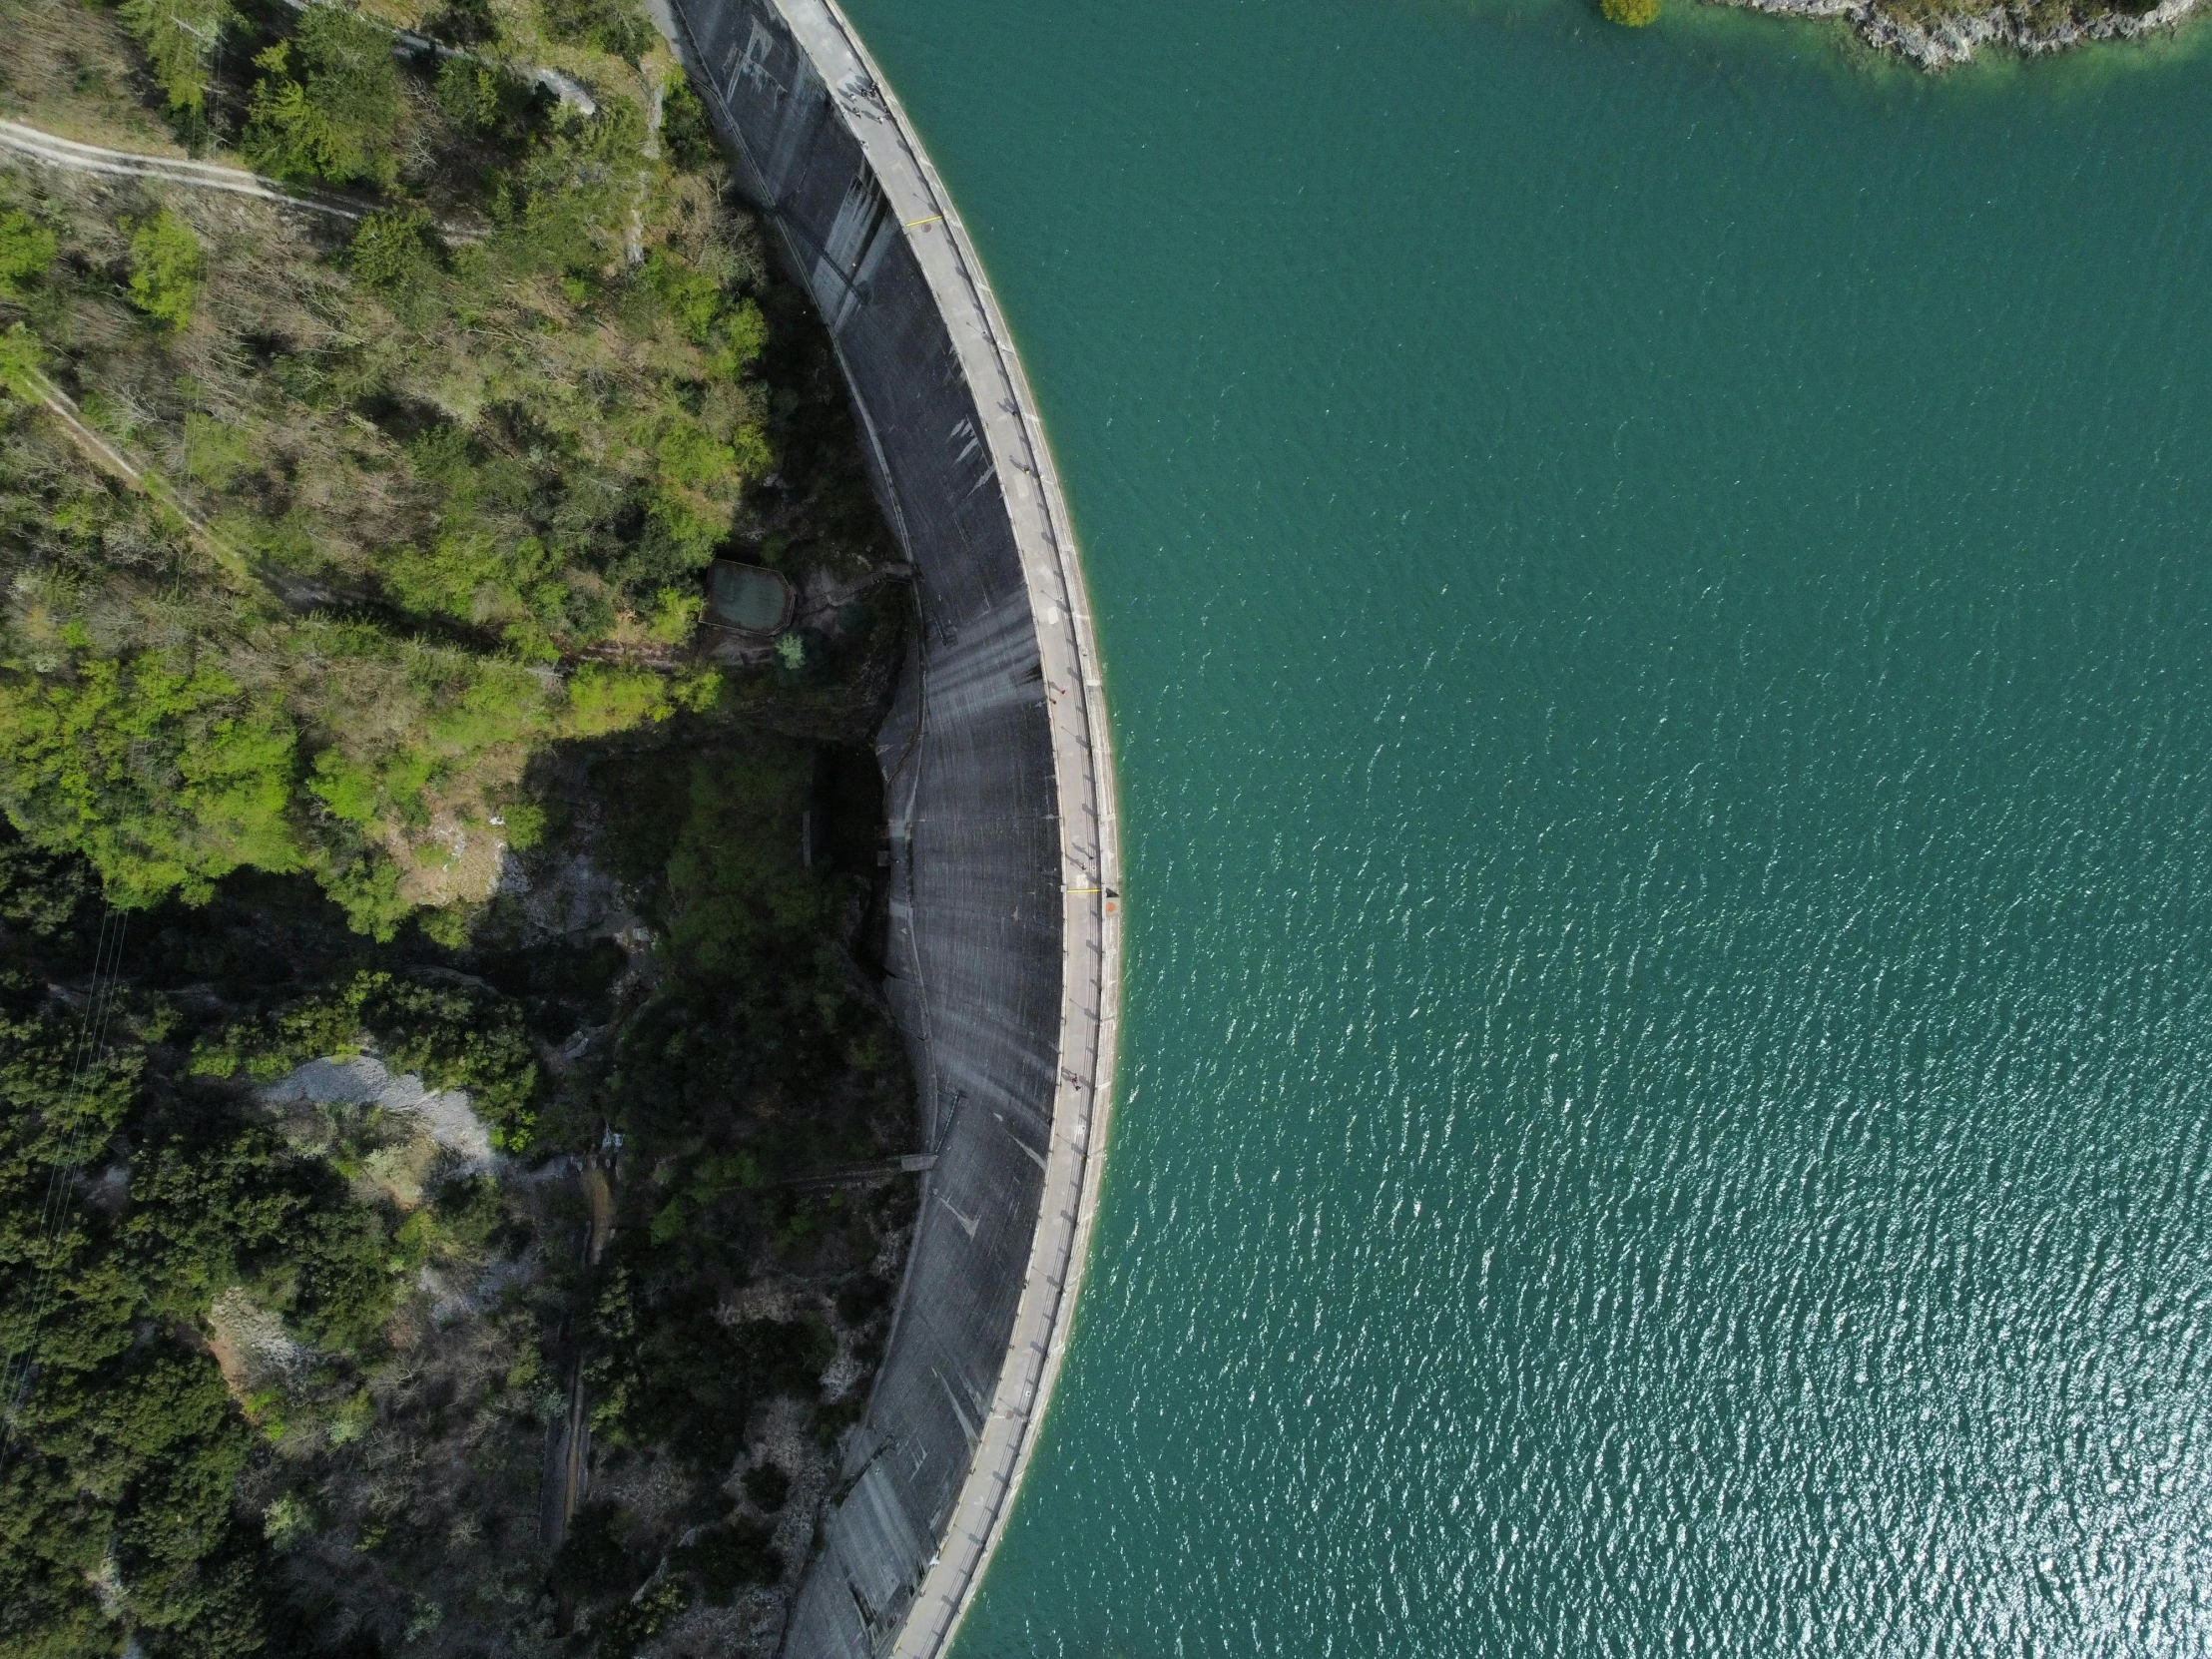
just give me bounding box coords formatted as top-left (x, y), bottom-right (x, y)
top-left (499, 801), bottom-right (546, 849)
top-left (181, 411), bottom-right (252, 486)
top-left (565, 664), bottom-right (671, 738)
top-left (0, 322), bottom-right (41, 403)
top-left (645, 249), bottom-right (722, 340)
top-left (551, 1502), bottom-right (636, 1599)
top-left (590, 1574), bottom-right (691, 1657)
top-left (741, 1461), bottom-right (790, 1512)
top-left (671, 1518), bottom-right (778, 1603)
top-left (1602, 0), bottom-right (1662, 23)
top-left (713, 300), bottom-right (769, 377)
top-left (653, 414), bottom-right (740, 492)
top-left (126, 210), bottom-right (203, 334)
top-left (661, 71), bottom-right (720, 173)
top-left (0, 211), bottom-right (57, 299)
top-left (542, 0), bottom-right (654, 63)
top-left (645, 253), bottom-right (767, 377)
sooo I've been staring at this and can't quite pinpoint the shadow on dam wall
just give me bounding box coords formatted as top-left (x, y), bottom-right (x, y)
top-left (654, 0), bottom-right (1122, 1653)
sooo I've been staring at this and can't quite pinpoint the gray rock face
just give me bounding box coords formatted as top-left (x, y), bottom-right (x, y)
top-left (259, 1054), bottom-right (493, 1165)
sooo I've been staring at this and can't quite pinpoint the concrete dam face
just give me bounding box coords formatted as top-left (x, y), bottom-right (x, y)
top-left (659, 0), bottom-right (1123, 1652)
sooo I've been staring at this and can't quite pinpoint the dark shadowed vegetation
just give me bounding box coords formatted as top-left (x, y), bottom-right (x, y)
top-left (0, 1), bottom-right (919, 1654)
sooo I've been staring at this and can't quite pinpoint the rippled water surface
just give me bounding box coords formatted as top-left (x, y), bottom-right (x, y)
top-left (832, 0), bottom-right (2212, 1651)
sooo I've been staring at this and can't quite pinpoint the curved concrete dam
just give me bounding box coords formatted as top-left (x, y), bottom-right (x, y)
top-left (656, 0), bottom-right (1123, 1651)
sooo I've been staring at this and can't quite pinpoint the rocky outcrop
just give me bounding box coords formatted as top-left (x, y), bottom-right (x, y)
top-left (1717, 0), bottom-right (2201, 69)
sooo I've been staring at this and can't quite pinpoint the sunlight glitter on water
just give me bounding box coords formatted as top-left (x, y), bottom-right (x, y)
top-left (836, 0), bottom-right (2212, 1651)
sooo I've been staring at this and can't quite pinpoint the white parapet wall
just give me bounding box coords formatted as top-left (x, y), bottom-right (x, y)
top-left (655, 1), bottom-right (1123, 1653)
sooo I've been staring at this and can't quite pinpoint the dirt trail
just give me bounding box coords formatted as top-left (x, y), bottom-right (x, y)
top-left (0, 117), bottom-right (483, 240)
top-left (580, 1162), bottom-right (614, 1265)
top-left (3, 362), bottom-right (244, 579)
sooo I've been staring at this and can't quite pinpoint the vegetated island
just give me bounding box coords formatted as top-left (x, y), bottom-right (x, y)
top-left (1602, 0), bottom-right (2199, 68)
top-left (0, 0), bottom-right (925, 1655)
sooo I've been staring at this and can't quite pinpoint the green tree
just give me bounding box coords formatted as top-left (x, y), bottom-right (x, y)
top-left (181, 411), bottom-right (253, 487)
top-left (291, 1205), bottom-right (397, 1351)
top-left (0, 995), bottom-right (329, 1656)
top-left (661, 751), bottom-right (829, 978)
top-left (125, 1127), bottom-right (306, 1320)
top-left (490, 98), bottom-right (650, 276)
top-left (116, 0), bottom-right (238, 115)
top-left (0, 653), bottom-right (301, 907)
top-left (126, 210), bottom-right (203, 334)
top-left (244, 10), bottom-right (404, 189)
top-left (713, 298), bottom-right (770, 377)
top-left (0, 834), bottom-right (90, 936)
top-left (356, 973), bottom-right (540, 1151)
top-left (1601, 0), bottom-right (1662, 24)
top-left (347, 208), bottom-right (435, 294)
top-left (433, 56), bottom-right (529, 137)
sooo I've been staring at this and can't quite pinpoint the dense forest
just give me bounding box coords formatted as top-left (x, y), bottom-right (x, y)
top-left (0, 1), bottom-right (919, 1654)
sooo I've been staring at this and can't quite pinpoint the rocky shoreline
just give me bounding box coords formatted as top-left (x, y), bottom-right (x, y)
top-left (1716, 0), bottom-right (2202, 68)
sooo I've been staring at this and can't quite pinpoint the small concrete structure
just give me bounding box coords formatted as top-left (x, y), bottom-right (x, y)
top-left (705, 558), bottom-right (797, 634)
top-left (657, 1), bottom-right (1124, 1655)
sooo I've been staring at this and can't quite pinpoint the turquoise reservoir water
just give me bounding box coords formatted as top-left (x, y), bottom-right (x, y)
top-left (835, 1), bottom-right (2212, 1652)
